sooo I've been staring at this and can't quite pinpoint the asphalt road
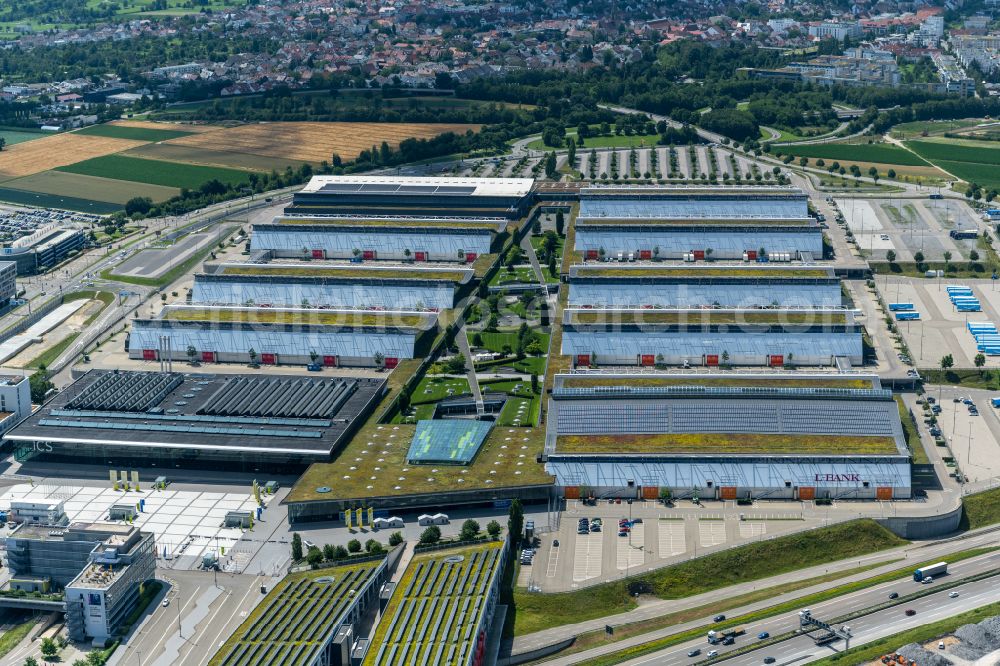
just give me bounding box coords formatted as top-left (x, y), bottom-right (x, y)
top-left (604, 551), bottom-right (1000, 666)
top-left (537, 538), bottom-right (1000, 665)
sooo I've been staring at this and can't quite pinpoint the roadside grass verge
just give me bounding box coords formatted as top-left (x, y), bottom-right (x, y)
top-left (0, 616), bottom-right (36, 659)
top-left (27, 333), bottom-right (80, 369)
top-left (962, 486), bottom-right (1000, 530)
top-left (917, 368), bottom-right (1000, 389)
top-left (810, 600), bottom-right (1000, 665)
top-left (512, 519), bottom-right (905, 635)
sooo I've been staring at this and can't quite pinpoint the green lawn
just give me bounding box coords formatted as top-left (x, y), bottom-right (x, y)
top-left (411, 376), bottom-right (471, 405)
top-left (57, 154), bottom-right (252, 189)
top-left (74, 124), bottom-right (193, 142)
top-left (527, 129), bottom-right (661, 151)
top-left (489, 266), bottom-right (538, 286)
top-left (512, 519), bottom-right (905, 635)
top-left (777, 142), bottom-right (929, 166)
top-left (890, 119), bottom-right (984, 139)
top-left (895, 395), bottom-right (928, 464)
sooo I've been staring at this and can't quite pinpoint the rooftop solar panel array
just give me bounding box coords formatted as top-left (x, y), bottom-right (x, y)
top-left (366, 543), bottom-right (503, 666)
top-left (319, 183), bottom-right (477, 196)
top-left (554, 398), bottom-right (899, 439)
top-left (212, 561), bottom-right (382, 666)
top-left (199, 376), bottom-right (358, 419)
top-left (66, 371), bottom-right (183, 413)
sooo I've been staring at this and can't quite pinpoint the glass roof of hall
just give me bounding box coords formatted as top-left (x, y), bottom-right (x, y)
top-left (578, 198), bottom-right (808, 220)
top-left (406, 419), bottom-right (493, 465)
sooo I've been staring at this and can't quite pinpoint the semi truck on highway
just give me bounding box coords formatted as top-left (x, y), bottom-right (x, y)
top-left (707, 627), bottom-right (745, 644)
top-left (913, 561), bottom-right (947, 582)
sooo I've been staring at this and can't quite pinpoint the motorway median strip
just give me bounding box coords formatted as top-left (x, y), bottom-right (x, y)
top-left (572, 547), bottom-right (997, 666)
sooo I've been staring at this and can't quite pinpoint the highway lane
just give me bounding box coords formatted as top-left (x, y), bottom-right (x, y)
top-left (719, 576), bottom-right (1000, 666)
top-left (545, 544), bottom-right (1000, 666)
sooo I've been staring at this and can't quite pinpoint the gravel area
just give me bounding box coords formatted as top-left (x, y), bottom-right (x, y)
top-left (957, 624), bottom-right (997, 652)
top-left (897, 643), bottom-right (953, 666)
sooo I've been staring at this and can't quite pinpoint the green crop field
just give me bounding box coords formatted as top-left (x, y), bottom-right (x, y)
top-left (57, 154), bottom-right (253, 189)
top-left (777, 142), bottom-right (929, 166)
top-left (906, 140), bottom-right (1000, 167)
top-left (890, 119), bottom-right (984, 138)
top-left (74, 124), bottom-right (194, 142)
top-left (931, 160), bottom-right (1000, 189)
top-left (0, 185), bottom-right (121, 213)
top-left (0, 129), bottom-right (45, 146)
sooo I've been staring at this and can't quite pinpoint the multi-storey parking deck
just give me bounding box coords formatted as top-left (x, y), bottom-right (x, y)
top-left (210, 559), bottom-right (387, 666)
top-left (364, 541), bottom-right (507, 666)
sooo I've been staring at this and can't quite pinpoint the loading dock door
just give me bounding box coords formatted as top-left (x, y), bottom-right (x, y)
top-left (585, 250), bottom-right (599, 260)
top-left (414, 251), bottom-right (427, 262)
top-left (564, 486), bottom-right (580, 500)
top-left (720, 486), bottom-right (737, 500)
top-left (575, 354), bottom-right (591, 366)
top-left (362, 250), bottom-right (376, 260)
top-left (639, 250), bottom-right (652, 260)
top-left (640, 354), bottom-right (655, 366)
top-left (323, 355), bottom-right (338, 367)
top-left (876, 487), bottom-right (893, 500)
top-left (769, 355), bottom-right (784, 367)
top-left (705, 354), bottom-right (719, 367)
top-left (142, 349), bottom-right (157, 361)
top-left (260, 353), bottom-right (276, 365)
top-left (798, 487), bottom-right (816, 501)
top-left (692, 250), bottom-right (705, 260)
top-left (201, 351), bottom-right (215, 363)
top-left (384, 357), bottom-right (399, 369)
top-left (641, 486), bottom-right (659, 500)
top-left (311, 249), bottom-right (325, 259)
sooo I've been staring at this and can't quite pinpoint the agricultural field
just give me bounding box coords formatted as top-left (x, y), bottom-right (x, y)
top-left (906, 140), bottom-right (1000, 167)
top-left (74, 124), bottom-right (194, 142)
top-left (0, 133), bottom-right (146, 179)
top-left (0, 186), bottom-right (122, 214)
top-left (163, 121), bottom-right (480, 163)
top-left (123, 143), bottom-right (307, 172)
top-left (0, 129), bottom-right (45, 145)
top-left (776, 141), bottom-right (929, 166)
top-left (1, 171), bottom-right (179, 204)
top-left (57, 154), bottom-right (253, 189)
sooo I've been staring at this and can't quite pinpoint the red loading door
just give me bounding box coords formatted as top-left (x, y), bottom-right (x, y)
top-left (693, 250), bottom-right (705, 260)
top-left (585, 250), bottom-right (599, 260)
top-left (260, 353), bottom-right (276, 365)
top-left (362, 250), bottom-right (376, 260)
top-left (575, 354), bottom-right (590, 366)
top-left (311, 249), bottom-right (324, 259)
top-left (414, 251), bottom-right (427, 262)
top-left (142, 349), bottom-right (157, 361)
top-left (720, 486), bottom-right (737, 500)
top-left (639, 250), bottom-right (652, 260)
top-left (798, 487), bottom-right (816, 500)
top-left (705, 354), bottom-right (719, 366)
top-left (640, 354), bottom-right (655, 366)
top-left (384, 357), bottom-right (399, 369)
top-left (201, 351), bottom-right (215, 363)
top-left (769, 355), bottom-right (784, 367)
top-left (323, 355), bottom-right (337, 367)
top-left (465, 253), bottom-right (478, 263)
top-left (746, 250), bottom-right (758, 260)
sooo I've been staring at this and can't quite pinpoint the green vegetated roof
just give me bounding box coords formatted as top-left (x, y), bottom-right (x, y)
top-left (289, 423), bottom-right (551, 503)
top-left (560, 376), bottom-right (875, 390)
top-left (555, 433), bottom-right (898, 455)
top-left (575, 218), bottom-right (815, 227)
top-left (364, 541), bottom-right (505, 666)
top-left (163, 307), bottom-right (433, 329)
top-left (220, 265), bottom-right (470, 282)
top-left (571, 266), bottom-right (833, 279)
top-left (567, 310), bottom-right (849, 326)
top-left (209, 559), bottom-right (384, 666)
top-left (275, 217), bottom-right (498, 229)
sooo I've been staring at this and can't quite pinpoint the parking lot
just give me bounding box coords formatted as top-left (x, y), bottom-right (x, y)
top-left (836, 197), bottom-right (982, 262)
top-left (522, 500), bottom-right (815, 592)
top-left (925, 386), bottom-right (1000, 484)
top-left (880, 277), bottom-right (1000, 368)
